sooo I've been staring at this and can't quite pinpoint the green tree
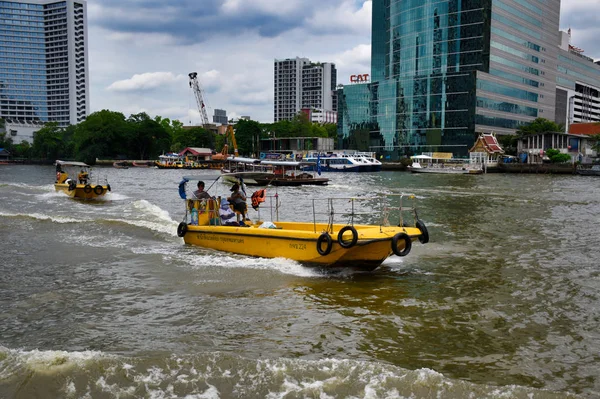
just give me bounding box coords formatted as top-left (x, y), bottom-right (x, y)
top-left (498, 134), bottom-right (518, 156)
top-left (172, 126), bottom-right (214, 151)
top-left (13, 140), bottom-right (31, 159)
top-left (73, 110), bottom-right (129, 164)
top-left (517, 118), bottom-right (563, 136)
top-left (127, 112), bottom-right (171, 159)
top-left (545, 148), bottom-right (572, 163)
top-left (323, 123), bottom-right (338, 139)
top-left (31, 123), bottom-right (66, 160)
top-left (234, 119), bottom-right (262, 156)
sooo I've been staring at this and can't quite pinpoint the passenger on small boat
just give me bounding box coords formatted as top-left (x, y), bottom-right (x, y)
top-left (227, 183), bottom-right (248, 224)
top-left (193, 181), bottom-right (211, 200)
top-left (78, 170), bottom-right (88, 184)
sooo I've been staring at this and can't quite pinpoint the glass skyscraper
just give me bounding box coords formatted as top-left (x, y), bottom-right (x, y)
top-left (0, 0), bottom-right (88, 140)
top-left (339, 0), bottom-right (568, 158)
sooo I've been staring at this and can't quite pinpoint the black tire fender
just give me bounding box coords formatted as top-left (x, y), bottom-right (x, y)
top-left (416, 219), bottom-right (429, 244)
top-left (93, 185), bottom-right (104, 195)
top-left (177, 222), bottom-right (188, 237)
top-left (107, 184), bottom-right (111, 192)
top-left (83, 184), bottom-right (93, 193)
top-left (392, 233), bottom-right (412, 257)
top-left (316, 232), bottom-right (332, 256)
top-left (337, 225), bottom-right (358, 248)
top-left (68, 181), bottom-right (76, 191)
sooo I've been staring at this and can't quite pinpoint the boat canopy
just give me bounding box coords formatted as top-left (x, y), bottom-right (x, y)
top-left (225, 156), bottom-right (261, 164)
top-left (260, 160), bottom-right (316, 167)
top-left (410, 155), bottom-right (433, 160)
top-left (56, 160), bottom-right (90, 167)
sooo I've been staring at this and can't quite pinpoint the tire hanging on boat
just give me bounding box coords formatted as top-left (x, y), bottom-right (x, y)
top-left (177, 222), bottom-right (188, 237)
top-left (83, 184), bottom-right (93, 194)
top-left (337, 226), bottom-right (358, 248)
top-left (316, 232), bottom-right (332, 256)
top-left (416, 219), bottom-right (429, 244)
top-left (391, 233), bottom-right (412, 257)
top-left (68, 181), bottom-right (76, 191)
top-left (93, 185), bottom-right (104, 195)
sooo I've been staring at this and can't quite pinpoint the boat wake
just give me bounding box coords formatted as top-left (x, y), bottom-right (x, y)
top-left (0, 346), bottom-right (571, 399)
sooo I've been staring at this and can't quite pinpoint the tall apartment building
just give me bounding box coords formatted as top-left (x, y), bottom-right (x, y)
top-left (274, 57), bottom-right (337, 123)
top-left (338, 0), bottom-right (600, 158)
top-left (0, 0), bottom-right (89, 143)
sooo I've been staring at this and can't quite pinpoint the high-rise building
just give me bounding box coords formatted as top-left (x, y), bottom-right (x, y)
top-left (338, 0), bottom-right (600, 158)
top-left (0, 0), bottom-right (89, 143)
top-left (274, 57), bottom-right (337, 122)
top-left (213, 108), bottom-right (228, 125)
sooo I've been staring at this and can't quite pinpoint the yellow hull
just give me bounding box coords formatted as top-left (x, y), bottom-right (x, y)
top-left (182, 222), bottom-right (422, 270)
top-left (54, 183), bottom-right (110, 199)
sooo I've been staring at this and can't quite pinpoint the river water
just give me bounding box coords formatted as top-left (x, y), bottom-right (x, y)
top-left (0, 165), bottom-right (598, 398)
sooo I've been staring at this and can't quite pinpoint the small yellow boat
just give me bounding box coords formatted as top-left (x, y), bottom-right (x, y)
top-left (54, 160), bottom-right (111, 199)
top-left (176, 176), bottom-right (428, 271)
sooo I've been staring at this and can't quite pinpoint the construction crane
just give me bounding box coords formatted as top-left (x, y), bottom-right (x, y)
top-left (211, 125), bottom-right (239, 160)
top-left (188, 72), bottom-right (209, 126)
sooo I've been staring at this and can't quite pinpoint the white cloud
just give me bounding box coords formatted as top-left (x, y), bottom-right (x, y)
top-left (106, 72), bottom-right (188, 92)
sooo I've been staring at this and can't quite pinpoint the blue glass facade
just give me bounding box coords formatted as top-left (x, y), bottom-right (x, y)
top-left (339, 0), bottom-right (564, 157)
top-left (0, 0), bottom-right (88, 129)
top-left (339, 0), bottom-right (491, 158)
top-left (0, 1), bottom-right (49, 122)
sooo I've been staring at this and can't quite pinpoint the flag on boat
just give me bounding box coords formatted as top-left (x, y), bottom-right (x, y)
top-left (317, 153), bottom-right (322, 175)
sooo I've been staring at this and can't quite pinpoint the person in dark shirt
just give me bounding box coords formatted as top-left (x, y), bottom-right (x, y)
top-left (227, 183), bottom-right (247, 222)
top-left (193, 181), bottom-right (211, 199)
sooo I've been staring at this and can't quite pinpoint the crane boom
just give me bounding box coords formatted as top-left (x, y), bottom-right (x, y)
top-left (226, 125), bottom-right (239, 157)
top-left (188, 72), bottom-right (210, 126)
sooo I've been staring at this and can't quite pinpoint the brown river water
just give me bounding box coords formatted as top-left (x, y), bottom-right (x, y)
top-left (0, 165), bottom-right (598, 398)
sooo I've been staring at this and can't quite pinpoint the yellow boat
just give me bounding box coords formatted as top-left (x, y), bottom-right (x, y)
top-left (54, 160), bottom-right (111, 199)
top-left (176, 176), bottom-right (429, 271)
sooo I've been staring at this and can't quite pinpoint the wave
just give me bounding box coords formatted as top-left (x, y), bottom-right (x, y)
top-left (0, 346), bottom-right (575, 398)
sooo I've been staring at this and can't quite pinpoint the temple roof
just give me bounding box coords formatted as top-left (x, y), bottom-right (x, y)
top-left (469, 133), bottom-right (504, 154)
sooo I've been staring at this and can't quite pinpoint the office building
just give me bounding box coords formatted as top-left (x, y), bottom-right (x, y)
top-left (0, 0), bottom-right (89, 143)
top-left (274, 57), bottom-right (337, 122)
top-left (338, 0), bottom-right (600, 158)
top-left (213, 108), bottom-right (228, 125)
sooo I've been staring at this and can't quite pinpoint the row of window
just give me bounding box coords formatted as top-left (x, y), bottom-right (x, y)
top-left (477, 79), bottom-right (539, 102)
top-left (492, 12), bottom-right (541, 40)
top-left (493, 0), bottom-right (541, 26)
top-left (492, 41), bottom-right (539, 63)
top-left (476, 96), bottom-right (538, 117)
top-left (0, 12), bottom-right (42, 21)
top-left (490, 68), bottom-right (539, 88)
top-left (1, 19), bottom-right (44, 27)
top-left (0, 2), bottom-right (43, 10)
top-left (476, 114), bottom-right (529, 129)
top-left (491, 54), bottom-right (539, 76)
top-left (0, 25), bottom-right (44, 33)
top-left (491, 27), bottom-right (540, 52)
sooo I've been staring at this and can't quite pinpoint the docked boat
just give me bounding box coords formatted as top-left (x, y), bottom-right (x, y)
top-left (54, 160), bottom-right (111, 199)
top-left (253, 160), bottom-right (329, 186)
top-left (408, 161), bottom-right (483, 174)
top-left (156, 153), bottom-right (185, 168)
top-left (176, 175), bottom-right (429, 271)
top-left (113, 161), bottom-right (129, 169)
top-left (220, 157), bottom-right (275, 185)
top-left (132, 161), bottom-right (154, 167)
top-left (302, 152), bottom-right (382, 172)
top-left (577, 165), bottom-right (600, 176)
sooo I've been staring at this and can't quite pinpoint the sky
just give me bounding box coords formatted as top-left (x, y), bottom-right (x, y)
top-left (87, 0), bottom-right (599, 126)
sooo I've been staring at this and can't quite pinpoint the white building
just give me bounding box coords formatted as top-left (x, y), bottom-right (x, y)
top-left (0, 0), bottom-right (89, 143)
top-left (274, 57), bottom-right (337, 122)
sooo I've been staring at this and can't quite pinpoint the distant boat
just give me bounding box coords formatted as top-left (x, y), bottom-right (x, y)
top-left (253, 160), bottom-right (329, 186)
top-left (132, 161), bottom-right (153, 167)
top-left (408, 155), bottom-right (483, 174)
top-left (302, 152), bottom-right (382, 172)
top-left (220, 157), bottom-right (275, 185)
top-left (577, 165), bottom-right (600, 176)
top-left (113, 161), bottom-right (129, 169)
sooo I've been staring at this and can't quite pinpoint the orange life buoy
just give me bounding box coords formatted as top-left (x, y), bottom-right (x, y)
top-left (251, 189), bottom-right (266, 210)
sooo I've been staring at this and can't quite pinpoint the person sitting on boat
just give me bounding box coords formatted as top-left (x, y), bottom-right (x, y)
top-left (78, 169), bottom-right (88, 184)
top-left (192, 181), bottom-right (211, 200)
top-left (227, 183), bottom-right (248, 223)
top-left (55, 165), bottom-right (68, 184)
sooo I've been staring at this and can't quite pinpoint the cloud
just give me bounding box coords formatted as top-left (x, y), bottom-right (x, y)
top-left (106, 72), bottom-right (187, 92)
